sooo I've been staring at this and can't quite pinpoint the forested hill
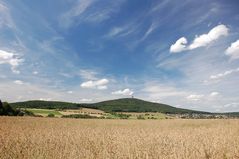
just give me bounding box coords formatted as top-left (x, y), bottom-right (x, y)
top-left (85, 98), bottom-right (207, 114)
top-left (11, 100), bottom-right (80, 109)
top-left (11, 98), bottom-right (207, 114)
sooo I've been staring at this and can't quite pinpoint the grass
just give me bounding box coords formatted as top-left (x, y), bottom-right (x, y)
top-left (25, 108), bottom-right (62, 116)
top-left (25, 108), bottom-right (167, 119)
top-left (1, 117), bottom-right (239, 159)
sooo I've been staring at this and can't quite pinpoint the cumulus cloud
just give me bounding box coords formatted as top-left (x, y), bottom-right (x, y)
top-left (170, 24), bottom-right (229, 53)
top-left (80, 78), bottom-right (109, 90)
top-left (112, 88), bottom-right (134, 96)
top-left (170, 37), bottom-right (188, 53)
top-left (189, 24), bottom-right (229, 49)
top-left (209, 67), bottom-right (239, 80)
top-left (0, 50), bottom-right (23, 74)
top-left (186, 94), bottom-right (204, 101)
top-left (14, 80), bottom-right (23, 85)
top-left (225, 39), bottom-right (239, 60)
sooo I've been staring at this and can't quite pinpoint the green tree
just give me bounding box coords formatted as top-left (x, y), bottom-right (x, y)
top-left (3, 102), bottom-right (15, 115)
top-left (47, 113), bottom-right (55, 117)
top-left (0, 100), bottom-right (3, 115)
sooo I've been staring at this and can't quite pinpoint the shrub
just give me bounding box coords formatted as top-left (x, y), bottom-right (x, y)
top-left (47, 113), bottom-right (55, 117)
top-left (62, 114), bottom-right (98, 119)
top-left (137, 115), bottom-right (145, 120)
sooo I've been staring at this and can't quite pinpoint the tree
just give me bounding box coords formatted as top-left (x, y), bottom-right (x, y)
top-left (0, 100), bottom-right (3, 115)
top-left (0, 101), bottom-right (20, 116)
top-left (3, 102), bottom-right (15, 115)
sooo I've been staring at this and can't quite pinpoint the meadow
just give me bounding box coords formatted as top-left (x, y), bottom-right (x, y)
top-left (0, 117), bottom-right (239, 159)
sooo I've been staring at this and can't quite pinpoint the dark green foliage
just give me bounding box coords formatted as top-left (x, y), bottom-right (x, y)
top-left (0, 100), bottom-right (3, 115)
top-left (11, 100), bottom-right (81, 109)
top-left (47, 113), bottom-right (55, 117)
top-left (62, 114), bottom-right (99, 119)
top-left (137, 115), bottom-right (145, 120)
top-left (0, 101), bottom-right (23, 116)
top-left (21, 109), bottom-right (35, 116)
top-left (87, 98), bottom-right (208, 114)
top-left (111, 113), bottom-right (131, 119)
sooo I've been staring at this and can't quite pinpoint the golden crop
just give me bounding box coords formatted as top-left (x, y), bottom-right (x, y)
top-left (0, 117), bottom-right (239, 159)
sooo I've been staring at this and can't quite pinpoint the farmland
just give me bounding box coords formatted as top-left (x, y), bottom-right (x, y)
top-left (1, 117), bottom-right (239, 159)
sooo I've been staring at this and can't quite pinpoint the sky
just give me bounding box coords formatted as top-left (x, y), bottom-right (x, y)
top-left (0, 0), bottom-right (239, 112)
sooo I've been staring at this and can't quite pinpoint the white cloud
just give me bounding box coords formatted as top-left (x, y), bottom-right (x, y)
top-left (186, 94), bottom-right (204, 101)
top-left (209, 92), bottom-right (219, 97)
top-left (225, 39), bottom-right (239, 60)
top-left (79, 98), bottom-right (93, 103)
top-left (0, 50), bottom-right (23, 74)
top-left (39, 98), bottom-right (52, 101)
top-left (170, 37), bottom-right (188, 53)
top-left (209, 67), bottom-right (239, 80)
top-left (106, 24), bottom-right (137, 38)
top-left (33, 71), bottom-right (38, 75)
top-left (112, 88), bottom-right (134, 96)
top-left (14, 80), bottom-right (23, 85)
top-left (170, 24), bottom-right (229, 53)
top-left (189, 24), bottom-right (229, 49)
top-left (80, 78), bottom-right (109, 90)
top-left (67, 91), bottom-right (73, 94)
top-left (97, 85), bottom-right (108, 90)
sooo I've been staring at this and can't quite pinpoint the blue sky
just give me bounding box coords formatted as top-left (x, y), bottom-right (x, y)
top-left (0, 0), bottom-right (239, 112)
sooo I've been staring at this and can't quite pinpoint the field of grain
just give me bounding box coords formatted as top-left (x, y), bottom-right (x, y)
top-left (0, 117), bottom-right (239, 159)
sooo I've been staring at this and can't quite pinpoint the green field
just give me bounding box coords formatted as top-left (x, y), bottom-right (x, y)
top-left (24, 108), bottom-right (168, 119)
top-left (26, 108), bottom-right (62, 116)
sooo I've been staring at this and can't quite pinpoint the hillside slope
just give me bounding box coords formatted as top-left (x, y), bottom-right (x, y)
top-left (11, 100), bottom-right (80, 109)
top-left (84, 98), bottom-right (206, 114)
top-left (11, 98), bottom-right (208, 114)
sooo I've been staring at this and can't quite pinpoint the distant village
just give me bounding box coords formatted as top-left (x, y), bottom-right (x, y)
top-left (168, 113), bottom-right (239, 119)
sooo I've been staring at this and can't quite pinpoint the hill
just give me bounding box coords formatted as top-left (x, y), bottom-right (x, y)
top-left (11, 100), bottom-right (81, 109)
top-left (11, 98), bottom-right (207, 114)
top-left (83, 98), bottom-right (207, 114)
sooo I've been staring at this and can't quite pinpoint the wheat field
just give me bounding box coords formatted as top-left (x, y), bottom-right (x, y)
top-left (0, 117), bottom-right (239, 159)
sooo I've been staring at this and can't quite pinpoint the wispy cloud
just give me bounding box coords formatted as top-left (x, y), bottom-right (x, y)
top-left (106, 23), bottom-right (140, 38)
top-left (78, 69), bottom-right (98, 80)
top-left (59, 0), bottom-right (125, 28)
top-left (0, 2), bottom-right (15, 29)
top-left (209, 67), bottom-right (239, 80)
